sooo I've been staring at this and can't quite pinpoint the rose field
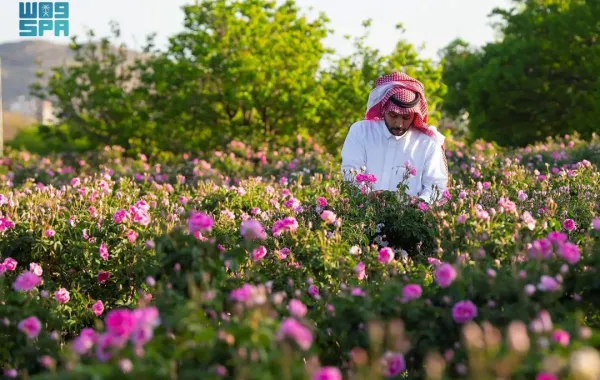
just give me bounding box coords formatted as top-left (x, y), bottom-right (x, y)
top-left (1, 132), bottom-right (600, 379)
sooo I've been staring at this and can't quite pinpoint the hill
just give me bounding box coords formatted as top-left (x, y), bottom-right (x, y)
top-left (0, 40), bottom-right (75, 110)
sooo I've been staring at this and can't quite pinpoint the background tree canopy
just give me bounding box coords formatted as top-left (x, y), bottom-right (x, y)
top-left (440, 0), bottom-right (600, 147)
top-left (21, 0), bottom-right (600, 155)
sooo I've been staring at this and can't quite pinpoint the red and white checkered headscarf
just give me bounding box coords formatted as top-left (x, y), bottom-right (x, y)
top-left (365, 72), bottom-right (442, 142)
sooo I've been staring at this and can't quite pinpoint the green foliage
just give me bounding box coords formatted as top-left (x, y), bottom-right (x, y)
top-left (29, 2), bottom-right (446, 157)
top-left (439, 0), bottom-right (600, 147)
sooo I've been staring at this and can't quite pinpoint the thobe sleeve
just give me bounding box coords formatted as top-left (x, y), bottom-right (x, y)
top-left (419, 143), bottom-right (449, 204)
top-left (341, 123), bottom-right (366, 181)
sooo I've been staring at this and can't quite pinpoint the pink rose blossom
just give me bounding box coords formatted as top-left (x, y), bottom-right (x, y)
top-left (277, 248), bottom-right (291, 259)
top-left (98, 271), bottom-right (110, 284)
top-left (272, 217), bottom-right (299, 237)
top-left (378, 247), bottom-right (394, 264)
top-left (308, 284), bottom-right (319, 297)
top-left (288, 299), bottom-right (307, 318)
top-left (381, 351), bottom-right (406, 377)
top-left (13, 272), bottom-right (41, 291)
top-left (29, 262), bottom-right (43, 276)
top-left (45, 229), bottom-right (55, 238)
top-left (251, 246), bottom-right (267, 261)
top-left (559, 242), bottom-right (580, 264)
top-left (126, 230), bottom-right (138, 244)
top-left (105, 309), bottom-right (137, 339)
top-left (276, 318), bottom-right (313, 351)
top-left (241, 219), bottom-right (267, 240)
top-left (538, 275), bottom-right (560, 292)
top-left (528, 239), bottom-right (553, 260)
top-left (312, 367), bottom-right (342, 380)
top-left (536, 373), bottom-right (558, 380)
top-left (92, 300), bottom-right (104, 316)
top-left (563, 218), bottom-right (576, 232)
top-left (452, 300), bottom-right (478, 323)
top-left (320, 210), bottom-right (337, 224)
top-left (18, 316), bottom-right (42, 339)
top-left (552, 329), bottom-right (570, 346)
top-left (355, 262), bottom-right (366, 280)
top-left (592, 218), bottom-right (600, 230)
top-left (547, 231), bottom-right (568, 244)
top-left (435, 263), bottom-right (457, 288)
top-left (188, 211), bottom-right (214, 234)
top-left (55, 288), bottom-right (70, 304)
top-left (3, 257), bottom-right (17, 271)
top-left (317, 197), bottom-right (328, 207)
top-left (401, 284), bottom-right (422, 302)
top-left (99, 242), bottom-right (109, 260)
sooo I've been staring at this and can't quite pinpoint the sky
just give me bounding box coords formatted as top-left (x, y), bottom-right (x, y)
top-left (0, 0), bottom-right (513, 61)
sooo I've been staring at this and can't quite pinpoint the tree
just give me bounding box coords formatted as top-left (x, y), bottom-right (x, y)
top-left (439, 0), bottom-right (600, 147)
top-left (32, 0), bottom-right (331, 155)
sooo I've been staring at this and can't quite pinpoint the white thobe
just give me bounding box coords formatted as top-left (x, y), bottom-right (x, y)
top-left (341, 120), bottom-right (448, 204)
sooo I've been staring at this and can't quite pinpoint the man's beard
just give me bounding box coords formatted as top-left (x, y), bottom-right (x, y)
top-left (385, 119), bottom-right (410, 136)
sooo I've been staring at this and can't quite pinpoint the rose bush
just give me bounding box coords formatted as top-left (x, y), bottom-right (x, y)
top-left (1, 133), bottom-right (600, 378)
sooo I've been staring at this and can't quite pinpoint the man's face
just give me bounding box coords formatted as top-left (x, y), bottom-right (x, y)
top-left (384, 111), bottom-right (414, 136)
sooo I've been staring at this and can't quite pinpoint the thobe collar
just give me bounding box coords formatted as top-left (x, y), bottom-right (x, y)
top-left (381, 121), bottom-right (411, 140)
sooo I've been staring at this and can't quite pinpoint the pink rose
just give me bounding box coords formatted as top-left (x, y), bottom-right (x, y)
top-left (381, 351), bottom-right (405, 377)
top-left (251, 246), bottom-right (267, 261)
top-left (552, 329), bottom-right (570, 346)
top-left (320, 210), bottom-right (337, 224)
top-left (98, 271), bottom-right (110, 284)
top-left (312, 367), bottom-right (342, 380)
top-left (401, 284), bottom-right (422, 302)
top-left (13, 272), bottom-right (41, 291)
top-left (29, 262), bottom-right (43, 276)
top-left (241, 219), bottom-right (267, 240)
top-left (99, 242), bottom-right (110, 261)
top-left (559, 242), bottom-right (580, 264)
top-left (317, 197), bottom-right (328, 207)
top-left (3, 257), bottom-right (17, 271)
top-left (308, 284), bottom-right (319, 297)
top-left (355, 262), bottom-right (366, 280)
top-left (593, 218), bottom-right (600, 231)
top-left (563, 218), bottom-right (576, 232)
top-left (435, 263), bottom-right (457, 288)
top-left (536, 373), bottom-right (558, 380)
top-left (92, 300), bottom-right (105, 317)
top-left (452, 300), bottom-right (478, 323)
top-left (105, 309), bottom-right (137, 339)
top-left (55, 288), bottom-right (70, 304)
top-left (288, 299), bottom-right (307, 318)
top-left (378, 247), bottom-right (394, 264)
top-left (188, 211), bottom-right (214, 234)
top-left (18, 316), bottom-right (42, 339)
top-left (276, 318), bottom-right (313, 351)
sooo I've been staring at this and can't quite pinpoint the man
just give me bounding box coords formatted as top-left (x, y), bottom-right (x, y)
top-left (341, 72), bottom-right (449, 204)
